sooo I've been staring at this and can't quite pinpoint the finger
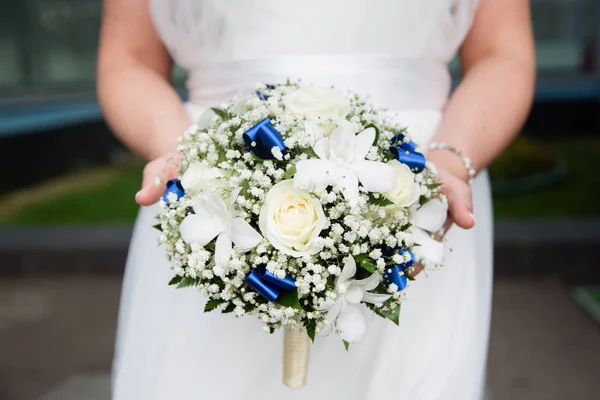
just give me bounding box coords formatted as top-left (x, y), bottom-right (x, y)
top-left (434, 217), bottom-right (454, 241)
top-left (136, 159), bottom-right (180, 206)
top-left (445, 186), bottom-right (475, 230)
top-left (408, 263), bottom-right (424, 278)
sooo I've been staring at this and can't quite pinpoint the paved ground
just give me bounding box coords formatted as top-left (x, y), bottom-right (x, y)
top-left (0, 277), bottom-right (599, 400)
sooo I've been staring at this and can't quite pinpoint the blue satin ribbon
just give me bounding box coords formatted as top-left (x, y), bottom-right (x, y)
top-left (256, 84), bottom-right (278, 101)
top-left (162, 179), bottom-right (185, 204)
top-left (245, 265), bottom-right (296, 301)
top-left (383, 248), bottom-right (414, 291)
top-left (256, 91), bottom-right (268, 101)
top-left (384, 266), bottom-right (408, 291)
top-left (390, 134), bottom-right (426, 173)
top-left (243, 118), bottom-right (286, 160)
top-left (397, 248), bottom-right (415, 271)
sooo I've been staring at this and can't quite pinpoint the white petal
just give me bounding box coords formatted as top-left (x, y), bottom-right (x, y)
top-left (336, 304), bottom-right (367, 343)
top-left (353, 272), bottom-right (381, 291)
top-left (413, 198), bottom-right (448, 232)
top-left (322, 300), bottom-right (344, 337)
top-left (229, 187), bottom-right (243, 207)
top-left (305, 120), bottom-right (329, 160)
top-left (228, 218), bottom-right (262, 252)
top-left (230, 86), bottom-right (255, 115)
top-left (328, 120), bottom-right (357, 165)
top-left (196, 109), bottom-right (216, 130)
top-left (179, 214), bottom-right (222, 246)
top-left (349, 160), bottom-right (396, 193)
top-left (337, 256), bottom-right (357, 288)
top-left (411, 227), bottom-right (445, 265)
top-left (192, 193), bottom-right (229, 222)
top-left (361, 292), bottom-right (392, 306)
top-left (214, 233), bottom-right (233, 269)
top-left (353, 127), bottom-right (376, 161)
top-left (294, 159), bottom-right (337, 193)
top-left (319, 298), bottom-right (338, 312)
top-left (336, 169), bottom-right (359, 205)
top-left (184, 123), bottom-right (199, 136)
top-left (344, 285), bottom-right (364, 304)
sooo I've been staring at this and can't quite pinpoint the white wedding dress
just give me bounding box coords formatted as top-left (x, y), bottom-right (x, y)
top-left (112, 1), bottom-right (493, 399)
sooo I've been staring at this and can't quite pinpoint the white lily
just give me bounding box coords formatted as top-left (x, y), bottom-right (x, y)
top-left (410, 198), bottom-right (448, 265)
top-left (293, 120), bottom-right (396, 205)
top-left (179, 188), bottom-right (262, 268)
top-left (322, 256), bottom-right (391, 343)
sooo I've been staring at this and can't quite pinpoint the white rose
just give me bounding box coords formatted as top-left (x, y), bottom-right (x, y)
top-left (385, 160), bottom-right (421, 207)
top-left (181, 162), bottom-right (225, 196)
top-left (259, 180), bottom-right (328, 257)
top-left (284, 86), bottom-right (350, 119)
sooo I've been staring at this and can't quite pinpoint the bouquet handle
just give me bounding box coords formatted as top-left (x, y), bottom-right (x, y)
top-left (283, 327), bottom-right (311, 388)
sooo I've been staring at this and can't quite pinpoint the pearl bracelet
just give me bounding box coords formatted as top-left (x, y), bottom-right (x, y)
top-left (427, 142), bottom-right (476, 184)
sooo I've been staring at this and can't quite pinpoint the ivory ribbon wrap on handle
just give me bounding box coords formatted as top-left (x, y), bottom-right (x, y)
top-left (283, 327), bottom-right (311, 388)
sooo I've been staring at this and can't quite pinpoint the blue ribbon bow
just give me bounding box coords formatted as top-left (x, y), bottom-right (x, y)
top-left (243, 118), bottom-right (287, 160)
top-left (390, 134), bottom-right (426, 173)
top-left (383, 249), bottom-right (415, 292)
top-left (162, 179), bottom-right (185, 204)
top-left (245, 265), bottom-right (296, 301)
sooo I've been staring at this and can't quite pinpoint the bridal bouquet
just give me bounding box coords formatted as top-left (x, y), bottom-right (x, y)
top-left (156, 82), bottom-right (447, 386)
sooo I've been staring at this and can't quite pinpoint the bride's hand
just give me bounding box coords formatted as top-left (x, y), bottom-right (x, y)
top-left (410, 152), bottom-right (476, 276)
top-left (135, 152), bottom-right (182, 206)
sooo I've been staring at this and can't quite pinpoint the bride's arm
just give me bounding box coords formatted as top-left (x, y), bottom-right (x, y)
top-left (428, 0), bottom-right (535, 229)
top-left (97, 0), bottom-right (190, 204)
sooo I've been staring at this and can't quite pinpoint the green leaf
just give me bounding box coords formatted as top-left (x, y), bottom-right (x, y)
top-left (221, 302), bottom-right (236, 314)
top-left (217, 147), bottom-right (227, 163)
top-left (354, 254), bottom-right (369, 263)
top-left (204, 299), bottom-right (223, 313)
top-left (370, 304), bottom-right (401, 326)
top-left (425, 183), bottom-right (442, 190)
top-left (210, 107), bottom-right (230, 120)
top-left (274, 288), bottom-right (303, 310)
top-left (365, 123), bottom-right (380, 145)
top-left (305, 318), bottom-right (317, 342)
top-left (355, 254), bottom-right (376, 273)
top-left (168, 275), bottom-right (182, 286)
top-left (283, 165), bottom-right (297, 180)
top-left (368, 195), bottom-right (394, 207)
top-left (239, 179), bottom-right (250, 197)
top-left (251, 153), bottom-right (264, 163)
top-left (359, 260), bottom-right (376, 273)
top-left (176, 276), bottom-right (197, 289)
top-left (304, 147), bottom-right (318, 159)
top-left (343, 340), bottom-right (350, 351)
top-left (152, 223), bottom-right (163, 232)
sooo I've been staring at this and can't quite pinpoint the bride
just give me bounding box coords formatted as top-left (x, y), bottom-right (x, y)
top-left (98, 0), bottom-right (534, 399)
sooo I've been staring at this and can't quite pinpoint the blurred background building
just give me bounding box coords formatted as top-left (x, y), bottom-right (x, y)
top-left (0, 2), bottom-right (599, 400)
top-left (1, 0), bottom-right (600, 192)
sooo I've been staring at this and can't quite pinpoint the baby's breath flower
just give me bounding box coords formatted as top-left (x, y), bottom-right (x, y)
top-left (157, 80), bottom-right (443, 339)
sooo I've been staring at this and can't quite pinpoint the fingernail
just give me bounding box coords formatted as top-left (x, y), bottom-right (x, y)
top-left (135, 190), bottom-right (141, 200)
top-left (469, 212), bottom-right (476, 224)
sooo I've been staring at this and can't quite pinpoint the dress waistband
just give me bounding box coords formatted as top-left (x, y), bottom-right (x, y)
top-left (186, 55), bottom-right (451, 112)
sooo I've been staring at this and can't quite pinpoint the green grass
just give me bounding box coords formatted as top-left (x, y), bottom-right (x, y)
top-left (0, 138), bottom-right (598, 225)
top-left (0, 163), bottom-right (143, 225)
